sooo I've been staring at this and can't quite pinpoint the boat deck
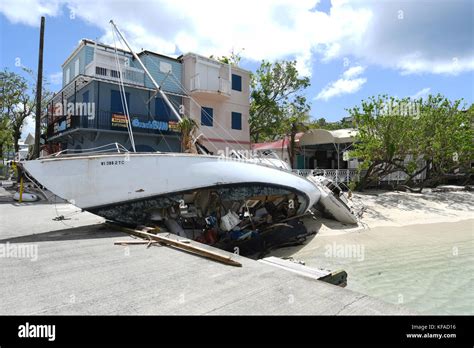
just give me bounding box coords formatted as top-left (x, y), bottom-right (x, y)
top-left (0, 196), bottom-right (412, 315)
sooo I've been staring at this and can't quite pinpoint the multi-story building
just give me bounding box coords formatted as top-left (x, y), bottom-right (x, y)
top-left (180, 53), bottom-right (251, 153)
top-left (43, 39), bottom-right (251, 155)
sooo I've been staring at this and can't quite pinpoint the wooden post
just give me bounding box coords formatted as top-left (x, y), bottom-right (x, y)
top-left (33, 16), bottom-right (45, 159)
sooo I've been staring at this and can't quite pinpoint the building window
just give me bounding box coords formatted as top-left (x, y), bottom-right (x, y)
top-left (231, 74), bottom-right (242, 91)
top-left (111, 70), bottom-right (120, 78)
top-left (201, 107), bottom-right (213, 127)
top-left (65, 68), bottom-right (70, 84)
top-left (155, 96), bottom-right (169, 120)
top-left (160, 61), bottom-right (172, 74)
top-left (83, 91), bottom-right (89, 103)
top-left (96, 66), bottom-right (107, 76)
top-left (231, 112), bottom-right (242, 130)
top-left (111, 90), bottom-right (130, 114)
top-left (74, 59), bottom-right (80, 77)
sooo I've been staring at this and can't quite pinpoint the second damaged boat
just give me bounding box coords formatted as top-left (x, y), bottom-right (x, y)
top-left (307, 175), bottom-right (358, 225)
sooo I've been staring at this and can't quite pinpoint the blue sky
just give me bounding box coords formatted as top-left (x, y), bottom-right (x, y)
top-left (1, 0), bottom-right (473, 129)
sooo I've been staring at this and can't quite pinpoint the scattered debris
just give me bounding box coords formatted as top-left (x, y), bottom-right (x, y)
top-left (13, 192), bottom-right (39, 202)
top-left (109, 223), bottom-right (242, 267)
top-left (102, 186), bottom-right (315, 258)
top-left (432, 185), bottom-right (473, 192)
top-left (52, 215), bottom-right (71, 221)
top-left (282, 256), bottom-right (306, 265)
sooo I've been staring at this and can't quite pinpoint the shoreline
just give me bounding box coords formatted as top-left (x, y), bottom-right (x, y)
top-left (269, 189), bottom-right (474, 315)
top-left (314, 189), bottom-right (474, 236)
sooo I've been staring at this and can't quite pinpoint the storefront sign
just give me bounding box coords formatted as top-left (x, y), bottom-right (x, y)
top-left (131, 119), bottom-right (181, 132)
top-left (168, 121), bottom-right (179, 132)
top-left (111, 114), bottom-right (129, 128)
top-left (132, 119), bottom-right (169, 131)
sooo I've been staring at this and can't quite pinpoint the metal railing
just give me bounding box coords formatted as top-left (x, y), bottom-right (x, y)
top-left (190, 74), bottom-right (231, 96)
top-left (42, 142), bottom-right (129, 158)
top-left (293, 169), bottom-right (359, 183)
top-left (46, 110), bottom-right (181, 138)
top-left (292, 168), bottom-right (426, 185)
top-left (84, 62), bottom-right (145, 86)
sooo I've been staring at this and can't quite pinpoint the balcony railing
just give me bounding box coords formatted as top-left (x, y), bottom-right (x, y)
top-left (84, 62), bottom-right (145, 86)
top-left (47, 110), bottom-right (180, 138)
top-left (190, 74), bottom-right (231, 97)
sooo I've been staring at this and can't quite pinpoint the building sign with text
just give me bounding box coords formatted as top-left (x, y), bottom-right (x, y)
top-left (111, 114), bottom-right (129, 129)
top-left (131, 118), bottom-right (180, 133)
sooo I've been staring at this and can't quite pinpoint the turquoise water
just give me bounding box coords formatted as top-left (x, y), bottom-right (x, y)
top-left (277, 219), bottom-right (474, 314)
top-left (343, 233), bottom-right (473, 314)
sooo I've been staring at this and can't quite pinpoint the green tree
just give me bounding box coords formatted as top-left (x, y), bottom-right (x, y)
top-left (281, 97), bottom-right (310, 168)
top-left (210, 48), bottom-right (244, 67)
top-left (417, 95), bottom-right (473, 186)
top-left (348, 94), bottom-right (473, 191)
top-left (0, 68), bottom-right (52, 158)
top-left (249, 60), bottom-right (310, 143)
top-left (0, 117), bottom-right (13, 158)
top-left (0, 69), bottom-right (31, 155)
top-left (177, 117), bottom-right (199, 153)
top-left (308, 117), bottom-right (354, 130)
top-left (348, 95), bottom-right (419, 190)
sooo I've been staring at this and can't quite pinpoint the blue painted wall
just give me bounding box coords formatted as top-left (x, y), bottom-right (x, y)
top-left (141, 53), bottom-right (183, 94)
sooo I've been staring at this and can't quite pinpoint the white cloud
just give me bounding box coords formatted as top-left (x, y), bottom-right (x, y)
top-left (316, 65), bottom-right (367, 101)
top-left (410, 87), bottom-right (431, 99)
top-left (49, 71), bottom-right (62, 85)
top-left (0, 0), bottom-right (62, 26)
top-left (323, 1), bottom-right (474, 75)
top-left (1, 0), bottom-right (472, 76)
top-left (342, 65), bottom-right (365, 79)
top-left (316, 77), bottom-right (367, 101)
top-left (0, 0), bottom-right (373, 73)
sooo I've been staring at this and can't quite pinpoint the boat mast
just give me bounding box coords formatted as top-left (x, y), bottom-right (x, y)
top-left (109, 20), bottom-right (183, 123)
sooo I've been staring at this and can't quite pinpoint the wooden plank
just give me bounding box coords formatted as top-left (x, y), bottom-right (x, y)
top-left (114, 240), bottom-right (159, 245)
top-left (108, 224), bottom-right (242, 267)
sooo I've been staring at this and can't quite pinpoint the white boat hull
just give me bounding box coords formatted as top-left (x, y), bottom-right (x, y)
top-left (307, 176), bottom-right (358, 225)
top-left (22, 153), bottom-right (320, 224)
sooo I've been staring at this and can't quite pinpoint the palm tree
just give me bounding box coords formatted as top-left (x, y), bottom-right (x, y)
top-left (177, 117), bottom-right (199, 153)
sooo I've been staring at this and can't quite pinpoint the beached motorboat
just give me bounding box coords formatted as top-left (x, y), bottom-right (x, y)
top-left (20, 21), bottom-right (320, 226)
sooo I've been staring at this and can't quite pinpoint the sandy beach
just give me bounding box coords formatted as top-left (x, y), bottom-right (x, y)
top-left (271, 188), bottom-right (474, 314)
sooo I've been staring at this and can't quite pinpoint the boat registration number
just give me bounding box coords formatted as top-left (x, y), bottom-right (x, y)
top-left (100, 160), bottom-right (125, 166)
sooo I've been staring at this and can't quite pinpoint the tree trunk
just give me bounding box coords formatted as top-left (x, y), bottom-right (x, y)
top-left (356, 162), bottom-right (377, 191)
top-left (252, 131), bottom-right (260, 144)
top-left (288, 122), bottom-right (297, 169)
top-left (13, 130), bottom-right (21, 154)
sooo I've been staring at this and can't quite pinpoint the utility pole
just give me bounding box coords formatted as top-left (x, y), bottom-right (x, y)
top-left (33, 16), bottom-right (45, 159)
